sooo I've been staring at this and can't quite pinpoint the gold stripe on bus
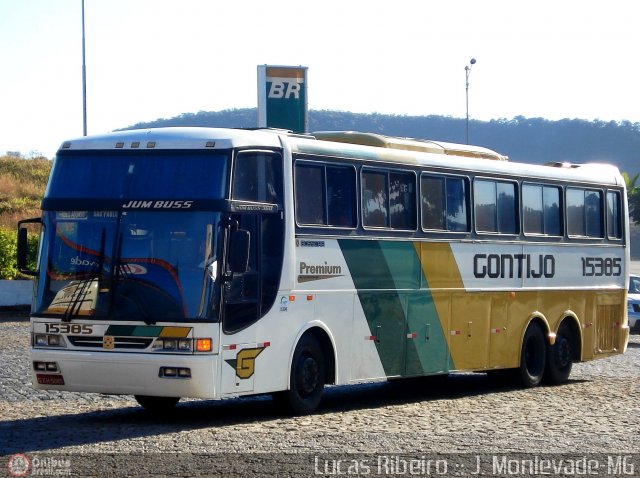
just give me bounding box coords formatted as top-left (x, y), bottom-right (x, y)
top-left (159, 327), bottom-right (191, 338)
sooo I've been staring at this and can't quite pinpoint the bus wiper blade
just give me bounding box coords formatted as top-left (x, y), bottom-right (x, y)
top-left (62, 228), bottom-right (106, 322)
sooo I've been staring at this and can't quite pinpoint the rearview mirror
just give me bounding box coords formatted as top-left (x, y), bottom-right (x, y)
top-left (17, 218), bottom-right (42, 276)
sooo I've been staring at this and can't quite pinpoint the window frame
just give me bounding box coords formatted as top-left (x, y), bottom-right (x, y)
top-left (565, 186), bottom-right (604, 239)
top-left (521, 182), bottom-right (563, 238)
top-left (605, 189), bottom-right (623, 241)
top-left (231, 149), bottom-right (283, 206)
top-left (473, 177), bottom-right (520, 236)
top-left (360, 166), bottom-right (418, 232)
top-left (293, 159), bottom-right (358, 230)
top-left (419, 172), bottom-right (471, 233)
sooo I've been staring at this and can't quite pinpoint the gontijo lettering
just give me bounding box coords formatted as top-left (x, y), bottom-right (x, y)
top-left (474, 254), bottom-right (555, 279)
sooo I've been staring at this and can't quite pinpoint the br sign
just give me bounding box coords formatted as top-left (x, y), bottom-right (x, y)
top-left (258, 65), bottom-right (308, 133)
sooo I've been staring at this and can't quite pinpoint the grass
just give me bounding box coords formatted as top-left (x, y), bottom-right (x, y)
top-left (0, 155), bottom-right (51, 228)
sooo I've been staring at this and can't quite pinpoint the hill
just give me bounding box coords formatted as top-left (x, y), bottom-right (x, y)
top-left (124, 109), bottom-right (640, 175)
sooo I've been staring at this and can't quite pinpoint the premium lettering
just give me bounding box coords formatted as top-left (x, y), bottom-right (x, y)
top-left (299, 262), bottom-right (341, 275)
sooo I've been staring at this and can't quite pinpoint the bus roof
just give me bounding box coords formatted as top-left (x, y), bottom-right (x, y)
top-left (312, 131), bottom-right (509, 161)
top-left (56, 127), bottom-right (623, 188)
top-left (57, 127), bottom-right (284, 151)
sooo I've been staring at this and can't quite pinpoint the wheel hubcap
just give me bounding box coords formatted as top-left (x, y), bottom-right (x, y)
top-left (298, 356), bottom-right (319, 396)
top-left (556, 338), bottom-right (571, 368)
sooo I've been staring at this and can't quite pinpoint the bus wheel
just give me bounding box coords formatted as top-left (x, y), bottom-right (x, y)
top-left (134, 395), bottom-right (180, 412)
top-left (285, 335), bottom-right (325, 415)
top-left (544, 322), bottom-right (574, 384)
top-left (515, 323), bottom-right (546, 388)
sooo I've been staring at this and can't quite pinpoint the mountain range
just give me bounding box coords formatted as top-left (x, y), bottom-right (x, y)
top-left (124, 109), bottom-right (640, 175)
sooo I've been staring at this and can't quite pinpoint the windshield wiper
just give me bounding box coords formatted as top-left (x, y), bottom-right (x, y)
top-left (62, 228), bottom-right (106, 322)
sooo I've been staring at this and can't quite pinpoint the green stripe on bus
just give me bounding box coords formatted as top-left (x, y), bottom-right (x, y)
top-left (339, 240), bottom-right (451, 377)
top-left (105, 325), bottom-right (163, 337)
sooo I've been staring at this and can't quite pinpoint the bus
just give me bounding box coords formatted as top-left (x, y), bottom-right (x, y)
top-left (18, 127), bottom-right (630, 414)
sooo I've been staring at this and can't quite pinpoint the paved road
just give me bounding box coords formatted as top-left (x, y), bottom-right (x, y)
top-left (1, 319), bottom-right (639, 476)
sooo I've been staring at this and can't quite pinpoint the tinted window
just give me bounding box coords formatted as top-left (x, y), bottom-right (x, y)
top-left (327, 166), bottom-right (356, 227)
top-left (232, 152), bottom-right (281, 204)
top-left (474, 179), bottom-right (518, 234)
top-left (421, 175), bottom-right (469, 232)
top-left (294, 161), bottom-right (356, 228)
top-left (567, 187), bottom-right (602, 238)
top-left (421, 176), bottom-right (445, 230)
top-left (523, 184), bottom-right (562, 235)
top-left (295, 164), bottom-right (325, 225)
top-left (606, 191), bottom-right (622, 239)
top-left (362, 169), bottom-right (416, 230)
top-left (497, 182), bottom-right (517, 233)
top-left (48, 150), bottom-right (228, 200)
top-left (389, 172), bottom-right (416, 229)
top-left (362, 170), bottom-right (389, 228)
top-left (543, 186), bottom-right (562, 236)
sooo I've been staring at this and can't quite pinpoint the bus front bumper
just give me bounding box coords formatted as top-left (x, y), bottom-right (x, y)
top-left (30, 349), bottom-right (218, 399)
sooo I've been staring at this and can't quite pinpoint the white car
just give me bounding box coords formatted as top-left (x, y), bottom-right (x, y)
top-left (628, 275), bottom-right (640, 332)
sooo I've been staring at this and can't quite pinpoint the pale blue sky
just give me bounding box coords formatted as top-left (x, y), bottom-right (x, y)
top-left (1, 0), bottom-right (639, 157)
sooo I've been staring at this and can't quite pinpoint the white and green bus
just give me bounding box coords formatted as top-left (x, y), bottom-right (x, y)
top-left (18, 127), bottom-right (630, 414)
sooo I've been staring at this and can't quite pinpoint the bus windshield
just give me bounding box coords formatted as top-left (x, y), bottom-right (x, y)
top-left (34, 210), bottom-right (221, 322)
top-left (46, 149), bottom-right (228, 200)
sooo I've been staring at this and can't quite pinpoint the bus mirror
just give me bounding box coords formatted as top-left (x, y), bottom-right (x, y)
top-left (229, 229), bottom-right (250, 273)
top-left (17, 218), bottom-right (41, 276)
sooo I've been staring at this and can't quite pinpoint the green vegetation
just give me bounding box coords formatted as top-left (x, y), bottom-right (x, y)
top-left (0, 154), bottom-right (51, 279)
top-left (624, 172), bottom-right (640, 225)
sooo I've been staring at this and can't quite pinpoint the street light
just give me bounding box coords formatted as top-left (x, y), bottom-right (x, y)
top-left (81, 0), bottom-right (87, 136)
top-left (465, 58), bottom-right (476, 144)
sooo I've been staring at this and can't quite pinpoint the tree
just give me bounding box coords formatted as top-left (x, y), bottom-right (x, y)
top-left (623, 172), bottom-right (640, 225)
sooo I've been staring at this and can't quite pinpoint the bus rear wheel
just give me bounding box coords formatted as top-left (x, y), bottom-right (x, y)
top-left (544, 322), bottom-right (574, 384)
top-left (282, 335), bottom-right (325, 415)
top-left (134, 395), bottom-right (180, 412)
top-left (515, 323), bottom-right (546, 388)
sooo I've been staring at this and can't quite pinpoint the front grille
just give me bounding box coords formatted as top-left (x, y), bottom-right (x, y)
top-left (68, 336), bottom-right (153, 349)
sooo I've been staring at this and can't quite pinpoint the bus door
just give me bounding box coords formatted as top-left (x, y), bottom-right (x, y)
top-left (220, 150), bottom-right (284, 394)
top-left (219, 211), bottom-right (284, 394)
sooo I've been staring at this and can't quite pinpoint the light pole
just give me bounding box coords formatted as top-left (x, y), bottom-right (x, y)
top-left (81, 0), bottom-right (87, 136)
top-left (465, 58), bottom-right (476, 144)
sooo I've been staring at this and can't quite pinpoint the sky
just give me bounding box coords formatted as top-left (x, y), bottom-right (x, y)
top-left (1, 0), bottom-right (639, 158)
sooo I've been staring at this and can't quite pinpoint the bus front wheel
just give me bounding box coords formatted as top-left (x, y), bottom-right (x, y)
top-left (515, 323), bottom-right (546, 388)
top-left (282, 334), bottom-right (325, 415)
top-left (134, 395), bottom-right (180, 412)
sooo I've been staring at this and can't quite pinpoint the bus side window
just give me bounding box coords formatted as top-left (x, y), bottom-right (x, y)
top-left (567, 187), bottom-right (603, 238)
top-left (326, 166), bottom-right (356, 227)
top-left (232, 152), bottom-right (282, 204)
top-left (523, 184), bottom-right (562, 236)
top-left (421, 174), bottom-right (469, 232)
top-left (474, 178), bottom-right (518, 234)
top-left (606, 190), bottom-right (622, 239)
top-left (362, 170), bottom-right (389, 228)
top-left (295, 163), bottom-right (326, 225)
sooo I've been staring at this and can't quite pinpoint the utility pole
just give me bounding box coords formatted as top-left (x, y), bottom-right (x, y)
top-left (465, 58), bottom-right (476, 144)
top-left (82, 0), bottom-right (87, 136)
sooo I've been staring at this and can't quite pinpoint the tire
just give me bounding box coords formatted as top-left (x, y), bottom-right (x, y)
top-left (282, 334), bottom-right (325, 415)
top-left (134, 395), bottom-right (180, 412)
top-left (515, 323), bottom-right (546, 388)
top-left (544, 322), bottom-right (574, 384)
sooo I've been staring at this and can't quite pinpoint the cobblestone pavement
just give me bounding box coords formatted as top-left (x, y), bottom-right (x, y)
top-left (1, 319), bottom-right (639, 476)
